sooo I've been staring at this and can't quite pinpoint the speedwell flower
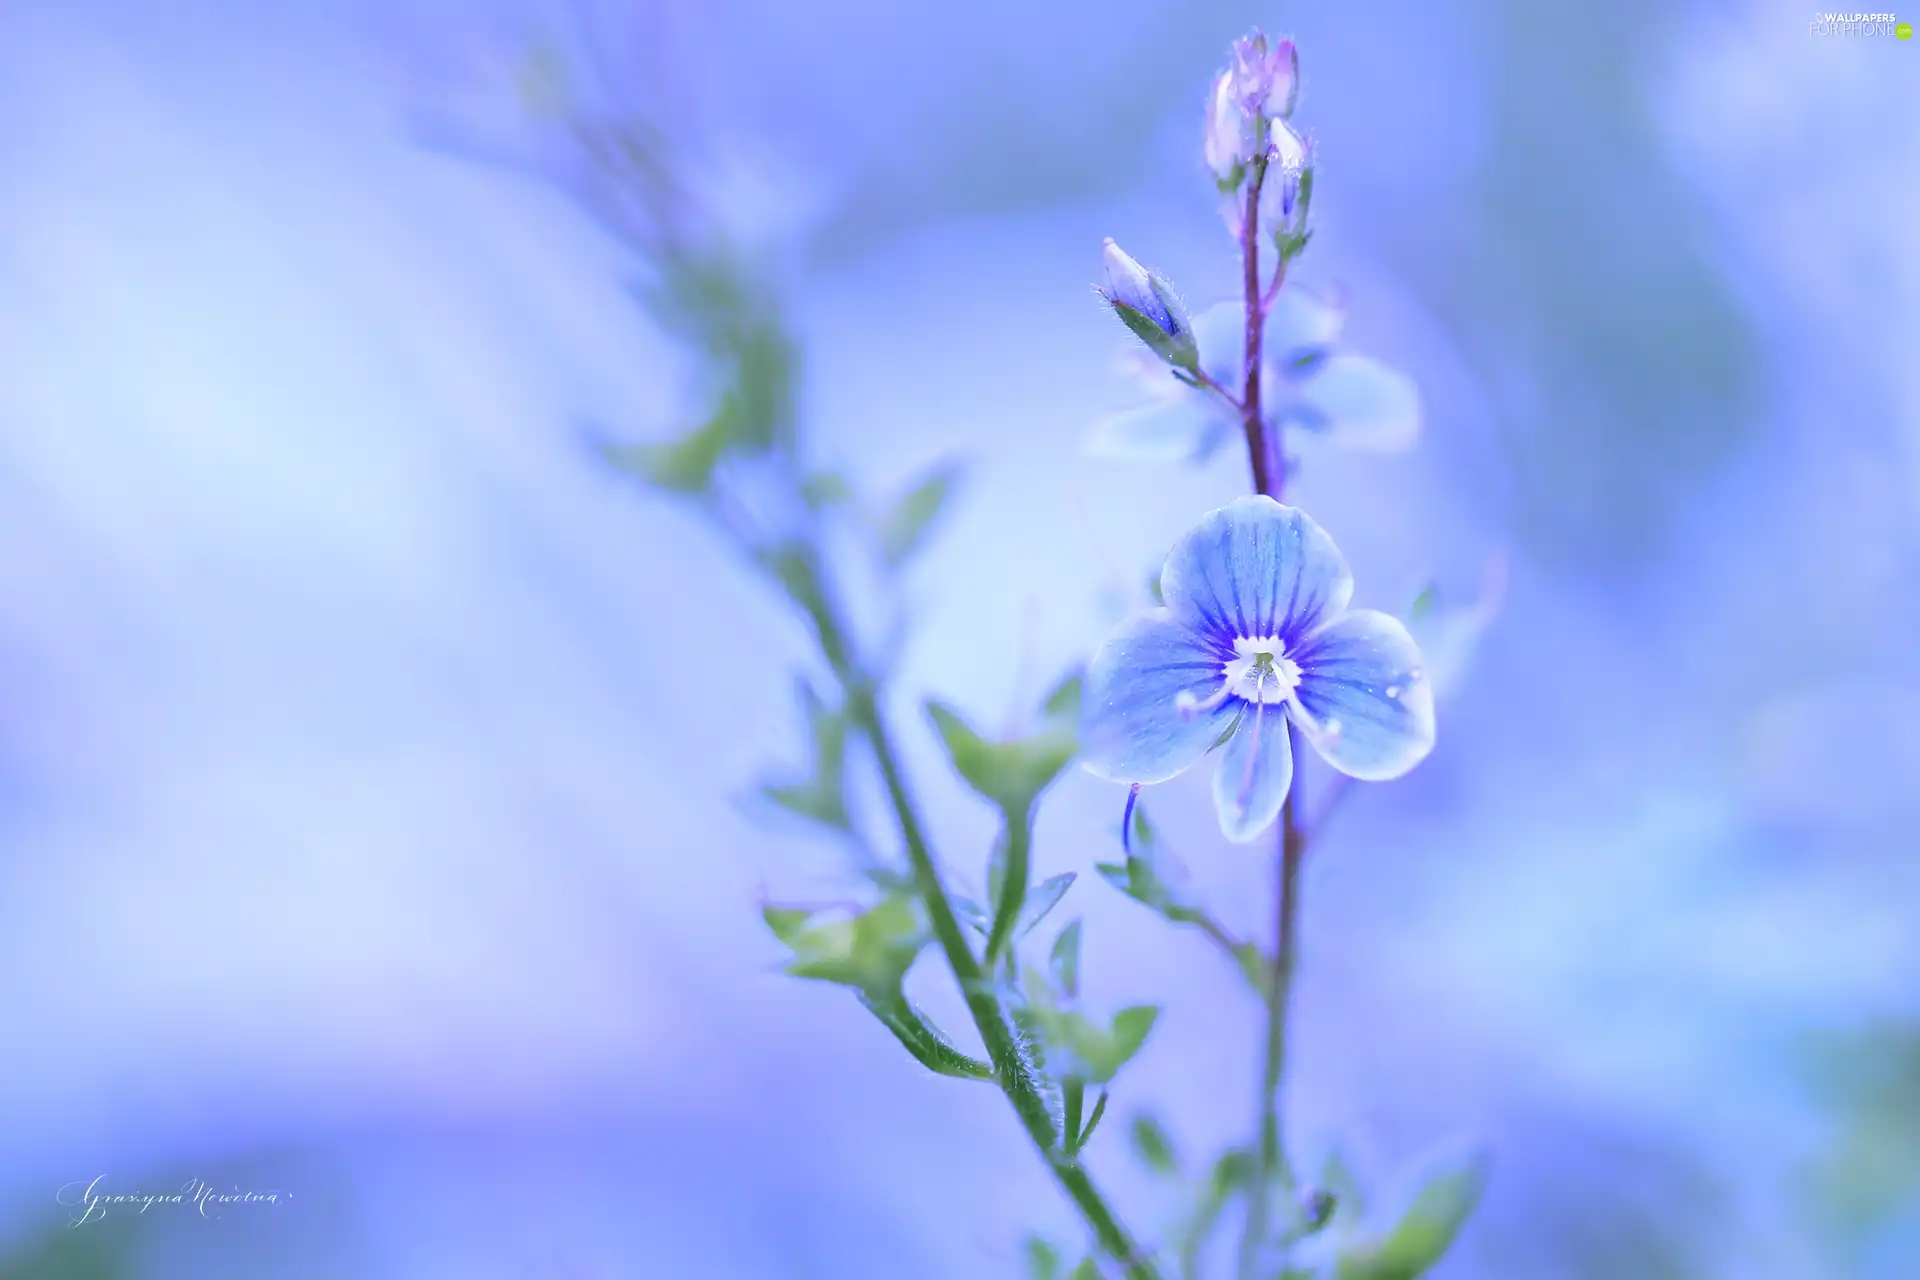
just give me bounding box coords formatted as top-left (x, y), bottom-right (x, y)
top-left (1081, 496), bottom-right (1435, 842)
top-left (1086, 287), bottom-right (1420, 464)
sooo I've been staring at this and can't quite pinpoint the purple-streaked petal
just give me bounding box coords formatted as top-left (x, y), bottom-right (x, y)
top-left (1290, 609), bottom-right (1435, 780)
top-left (1081, 609), bottom-right (1233, 784)
top-left (1086, 396), bottom-right (1218, 462)
top-left (1160, 496), bottom-right (1353, 646)
top-left (1212, 700), bottom-right (1294, 842)
top-left (1294, 354), bottom-right (1420, 453)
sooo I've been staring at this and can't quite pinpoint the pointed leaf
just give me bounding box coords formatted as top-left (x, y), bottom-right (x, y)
top-left (1129, 1113), bottom-right (1180, 1177)
top-left (857, 992), bottom-right (994, 1080)
top-left (1018, 873), bottom-right (1077, 939)
top-left (1077, 1090), bottom-right (1110, 1151)
top-left (1049, 920), bottom-right (1083, 1000)
top-left (926, 701), bottom-right (1078, 817)
top-left (1024, 1235), bottom-right (1063, 1280)
top-left (1337, 1153), bottom-right (1488, 1280)
top-left (1040, 670), bottom-right (1084, 722)
top-left (878, 462), bottom-right (963, 567)
top-left (767, 895), bottom-right (930, 997)
top-left (1107, 1006), bottom-right (1160, 1071)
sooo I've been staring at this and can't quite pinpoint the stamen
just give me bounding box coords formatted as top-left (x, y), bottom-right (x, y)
top-left (1237, 693), bottom-right (1267, 809)
top-left (1174, 683), bottom-right (1235, 721)
top-left (1121, 783), bottom-right (1142, 857)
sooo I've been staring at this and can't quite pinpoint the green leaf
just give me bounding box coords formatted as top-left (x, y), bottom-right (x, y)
top-left (799, 472), bottom-right (854, 510)
top-left (1040, 670), bottom-right (1084, 722)
top-left (596, 415), bottom-right (732, 495)
top-left (878, 461), bottom-right (963, 568)
top-left (1129, 1113), bottom-right (1180, 1177)
top-left (926, 701), bottom-right (1078, 815)
top-left (1077, 1090), bottom-right (1110, 1152)
top-left (857, 992), bottom-right (994, 1080)
top-left (1018, 872), bottom-right (1077, 939)
top-left (1023, 1235), bottom-right (1063, 1280)
top-left (1049, 919), bottom-right (1083, 1000)
top-left (1019, 977), bottom-right (1160, 1085)
top-left (1108, 1006), bottom-right (1159, 1067)
top-left (1337, 1153), bottom-right (1488, 1280)
top-left (762, 895), bottom-right (929, 997)
top-left (758, 680), bottom-right (850, 830)
top-left (1068, 1258), bottom-right (1102, 1280)
top-left (1232, 942), bottom-right (1272, 998)
top-left (1408, 584), bottom-right (1440, 624)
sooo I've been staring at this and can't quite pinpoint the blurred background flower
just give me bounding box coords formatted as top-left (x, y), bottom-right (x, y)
top-left (1, 0), bottom-right (1916, 1275)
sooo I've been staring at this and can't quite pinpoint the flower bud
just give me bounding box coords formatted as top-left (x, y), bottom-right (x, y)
top-left (1227, 31), bottom-right (1297, 119)
top-left (1098, 239), bottom-right (1199, 371)
top-left (1259, 118), bottom-right (1311, 229)
top-left (1203, 69), bottom-right (1255, 185)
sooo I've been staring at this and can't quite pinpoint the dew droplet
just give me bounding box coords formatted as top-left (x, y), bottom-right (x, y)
top-left (1324, 717), bottom-right (1342, 738)
top-left (1385, 685), bottom-right (1401, 700)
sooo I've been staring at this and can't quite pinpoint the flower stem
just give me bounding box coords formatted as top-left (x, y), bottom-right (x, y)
top-left (1233, 146), bottom-right (1306, 1280)
top-left (797, 568), bottom-right (1161, 1279)
top-left (857, 696), bottom-right (1163, 1279)
top-left (1237, 775), bottom-right (1304, 1277)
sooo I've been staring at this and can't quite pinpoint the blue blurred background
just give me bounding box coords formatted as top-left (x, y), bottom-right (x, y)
top-left (3, 0), bottom-right (1918, 1275)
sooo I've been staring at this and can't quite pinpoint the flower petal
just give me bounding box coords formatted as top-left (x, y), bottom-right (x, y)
top-left (1081, 609), bottom-right (1234, 784)
top-left (1086, 396), bottom-right (1219, 462)
top-left (1160, 496), bottom-right (1354, 646)
top-left (1292, 354), bottom-right (1421, 453)
top-left (1191, 301), bottom-right (1246, 389)
top-left (1289, 609), bottom-right (1435, 780)
top-left (1263, 285), bottom-right (1345, 359)
top-left (1212, 701), bottom-right (1294, 842)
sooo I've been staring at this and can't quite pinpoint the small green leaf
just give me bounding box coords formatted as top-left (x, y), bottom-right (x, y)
top-left (757, 680), bottom-right (850, 830)
top-left (1408, 584), bottom-right (1440, 623)
top-left (1129, 1113), bottom-right (1180, 1177)
top-left (1024, 1235), bottom-right (1063, 1280)
top-left (857, 993), bottom-right (994, 1080)
top-left (1068, 1258), bottom-right (1102, 1280)
top-left (1077, 1090), bottom-right (1110, 1151)
top-left (596, 416), bottom-right (732, 495)
top-left (1232, 942), bottom-right (1271, 998)
top-left (799, 472), bottom-right (854, 510)
top-left (1337, 1153), bottom-right (1488, 1280)
top-left (1049, 920), bottom-right (1083, 999)
top-left (764, 895), bottom-right (929, 997)
top-left (1108, 1006), bottom-right (1159, 1068)
top-left (1018, 873), bottom-right (1077, 939)
top-left (1017, 977), bottom-right (1159, 1085)
top-left (926, 701), bottom-right (1078, 815)
top-left (1040, 670), bottom-right (1084, 722)
top-left (878, 462), bottom-right (962, 568)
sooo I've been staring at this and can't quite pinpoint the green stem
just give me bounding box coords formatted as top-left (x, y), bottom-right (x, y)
top-left (796, 573), bottom-right (1159, 1279)
top-left (983, 808), bottom-right (1033, 966)
top-left (858, 699), bottom-right (1161, 1278)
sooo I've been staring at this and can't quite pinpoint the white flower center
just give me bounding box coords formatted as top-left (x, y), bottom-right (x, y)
top-left (1174, 634), bottom-right (1301, 721)
top-left (1223, 635), bottom-right (1300, 704)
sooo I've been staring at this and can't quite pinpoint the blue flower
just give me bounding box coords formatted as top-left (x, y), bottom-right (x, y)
top-left (1081, 496), bottom-right (1435, 842)
top-left (1097, 239), bottom-right (1199, 372)
top-left (1086, 288), bottom-right (1420, 464)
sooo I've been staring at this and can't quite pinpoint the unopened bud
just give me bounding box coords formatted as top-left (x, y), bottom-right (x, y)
top-left (1259, 118), bottom-right (1311, 229)
top-left (1204, 69), bottom-right (1255, 185)
top-left (1098, 239), bottom-right (1199, 371)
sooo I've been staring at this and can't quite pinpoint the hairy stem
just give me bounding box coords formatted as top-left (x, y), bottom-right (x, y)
top-left (1233, 148), bottom-right (1307, 1280)
top-left (800, 572), bottom-right (1161, 1279)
